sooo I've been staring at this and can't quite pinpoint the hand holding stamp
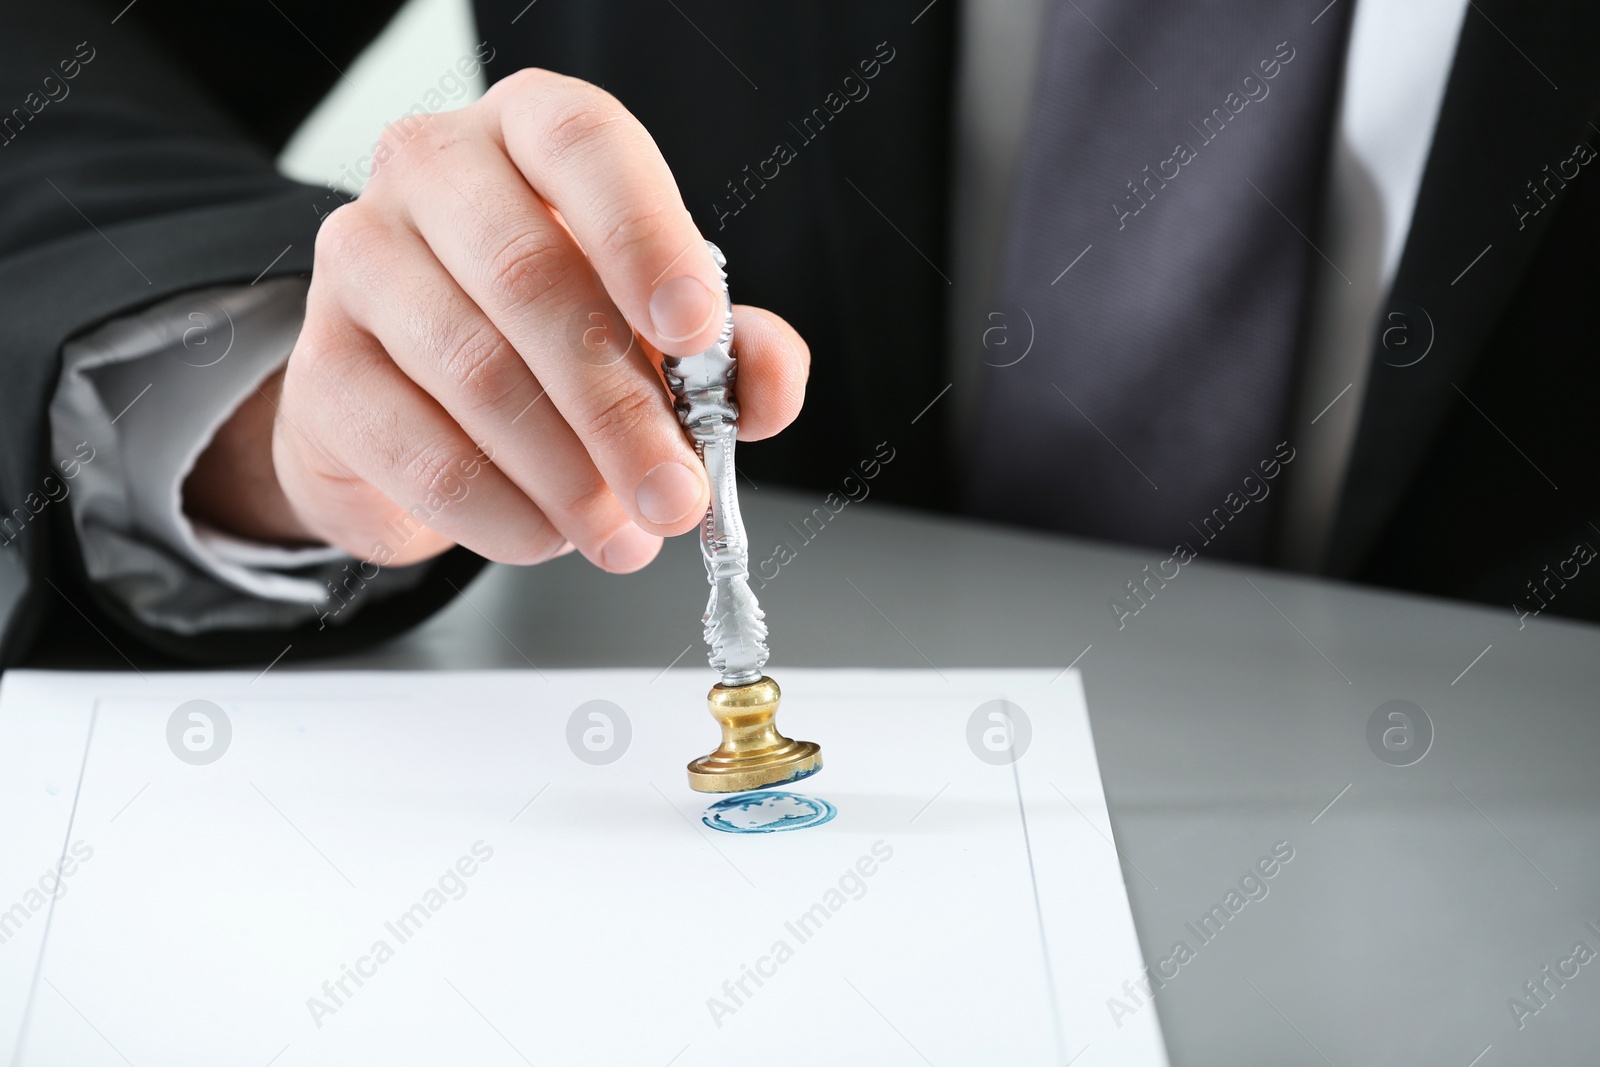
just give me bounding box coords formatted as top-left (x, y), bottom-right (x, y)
top-left (663, 242), bottom-right (822, 792)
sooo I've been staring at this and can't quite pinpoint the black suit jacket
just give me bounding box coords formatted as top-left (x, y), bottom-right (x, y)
top-left (1, 0), bottom-right (1596, 668)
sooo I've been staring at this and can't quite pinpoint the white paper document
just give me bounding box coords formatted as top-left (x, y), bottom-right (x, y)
top-left (0, 668), bottom-right (1167, 1066)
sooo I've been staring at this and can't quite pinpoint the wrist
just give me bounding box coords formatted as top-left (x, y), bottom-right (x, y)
top-left (182, 364), bottom-right (321, 546)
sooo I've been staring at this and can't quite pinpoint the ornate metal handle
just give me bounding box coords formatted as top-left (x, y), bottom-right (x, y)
top-left (660, 243), bottom-right (768, 687)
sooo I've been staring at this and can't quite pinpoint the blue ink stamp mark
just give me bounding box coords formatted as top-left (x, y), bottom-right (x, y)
top-left (702, 791), bottom-right (837, 834)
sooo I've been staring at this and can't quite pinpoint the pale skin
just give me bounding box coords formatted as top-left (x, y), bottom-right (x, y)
top-left (183, 69), bottom-right (809, 573)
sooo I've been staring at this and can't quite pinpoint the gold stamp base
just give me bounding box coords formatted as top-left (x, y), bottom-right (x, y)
top-left (686, 676), bottom-right (822, 793)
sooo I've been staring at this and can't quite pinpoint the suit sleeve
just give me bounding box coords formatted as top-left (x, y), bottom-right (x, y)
top-left (0, 0), bottom-right (485, 667)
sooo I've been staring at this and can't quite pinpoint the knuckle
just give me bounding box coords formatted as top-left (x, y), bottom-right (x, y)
top-left (484, 65), bottom-right (550, 106)
top-left (578, 384), bottom-right (661, 452)
top-left (393, 435), bottom-right (469, 505)
top-left (537, 85), bottom-right (628, 164)
top-left (312, 204), bottom-right (376, 274)
top-left (596, 201), bottom-right (676, 261)
top-left (436, 323), bottom-right (525, 412)
top-left (481, 229), bottom-right (568, 311)
top-left (561, 478), bottom-right (622, 531)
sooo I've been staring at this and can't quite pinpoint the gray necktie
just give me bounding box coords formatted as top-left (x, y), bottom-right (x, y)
top-left (965, 0), bottom-right (1355, 563)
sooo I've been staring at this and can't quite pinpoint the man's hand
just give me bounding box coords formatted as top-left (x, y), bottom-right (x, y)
top-left (185, 69), bottom-right (808, 573)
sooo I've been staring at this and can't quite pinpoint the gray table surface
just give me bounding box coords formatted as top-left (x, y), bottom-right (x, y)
top-left (313, 487), bottom-right (1598, 1066)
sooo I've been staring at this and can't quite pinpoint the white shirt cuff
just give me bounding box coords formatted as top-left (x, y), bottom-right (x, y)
top-left (49, 277), bottom-right (430, 635)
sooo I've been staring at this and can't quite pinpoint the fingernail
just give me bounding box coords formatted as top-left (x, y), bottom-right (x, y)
top-left (649, 275), bottom-right (718, 345)
top-left (599, 524), bottom-right (660, 572)
top-left (635, 461), bottom-right (703, 525)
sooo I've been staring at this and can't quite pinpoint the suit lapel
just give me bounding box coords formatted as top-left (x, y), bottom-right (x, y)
top-left (1327, 1), bottom-right (1600, 575)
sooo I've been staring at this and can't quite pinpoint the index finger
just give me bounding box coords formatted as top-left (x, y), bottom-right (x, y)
top-left (481, 69), bottom-right (725, 358)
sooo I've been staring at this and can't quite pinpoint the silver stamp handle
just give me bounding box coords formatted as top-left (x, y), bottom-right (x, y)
top-left (660, 243), bottom-right (768, 685)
